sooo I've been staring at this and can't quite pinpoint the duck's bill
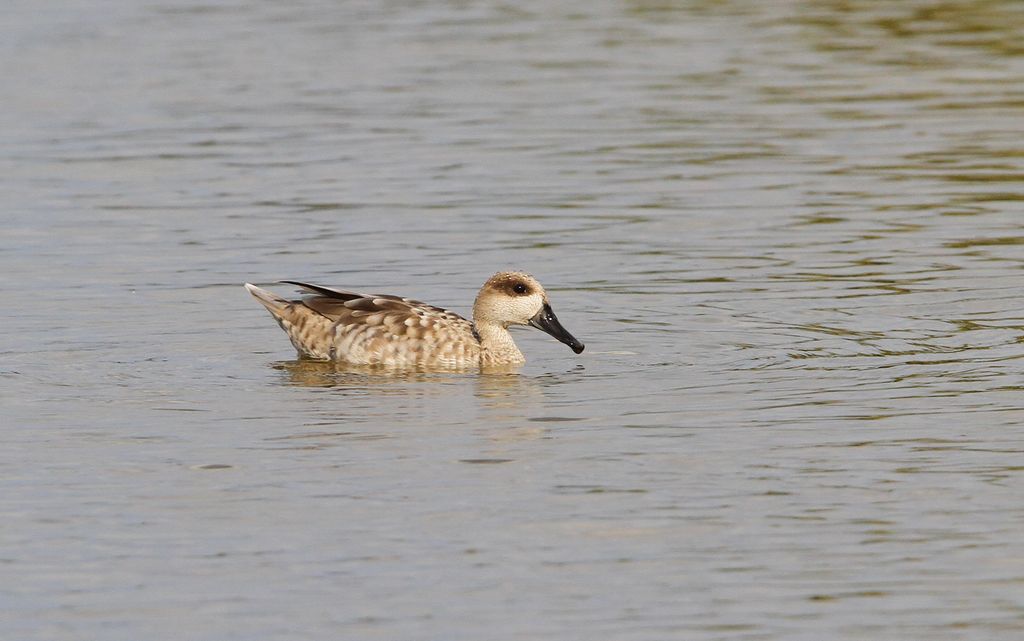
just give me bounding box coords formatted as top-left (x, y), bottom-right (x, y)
top-left (529, 304), bottom-right (585, 354)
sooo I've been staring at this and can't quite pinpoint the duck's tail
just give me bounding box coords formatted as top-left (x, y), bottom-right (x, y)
top-left (244, 283), bottom-right (289, 313)
top-left (244, 282), bottom-right (335, 360)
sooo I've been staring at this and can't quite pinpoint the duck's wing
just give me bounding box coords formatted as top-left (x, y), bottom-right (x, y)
top-left (281, 281), bottom-right (475, 340)
top-left (280, 280), bottom-right (364, 301)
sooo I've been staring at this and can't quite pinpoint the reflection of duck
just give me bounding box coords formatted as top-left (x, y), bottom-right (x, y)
top-left (271, 359), bottom-right (475, 389)
top-left (474, 368), bottom-right (544, 413)
top-left (271, 359), bottom-right (546, 419)
top-left (245, 272), bottom-right (584, 368)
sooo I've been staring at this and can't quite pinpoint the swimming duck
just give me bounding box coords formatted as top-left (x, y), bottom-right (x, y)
top-left (244, 271), bottom-right (584, 367)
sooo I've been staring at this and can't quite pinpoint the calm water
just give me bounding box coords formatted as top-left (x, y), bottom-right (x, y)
top-left (4, 1), bottom-right (1024, 639)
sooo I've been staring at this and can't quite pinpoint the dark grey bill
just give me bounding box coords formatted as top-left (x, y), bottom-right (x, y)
top-left (529, 304), bottom-right (585, 354)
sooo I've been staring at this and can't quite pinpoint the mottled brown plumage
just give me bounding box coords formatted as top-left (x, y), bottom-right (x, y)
top-left (244, 271), bottom-right (584, 368)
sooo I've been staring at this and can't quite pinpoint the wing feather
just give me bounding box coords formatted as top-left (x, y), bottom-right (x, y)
top-left (279, 280), bottom-right (364, 301)
top-left (282, 282), bottom-right (475, 344)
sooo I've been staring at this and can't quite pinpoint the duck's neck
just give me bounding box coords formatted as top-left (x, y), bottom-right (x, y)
top-left (474, 321), bottom-right (526, 365)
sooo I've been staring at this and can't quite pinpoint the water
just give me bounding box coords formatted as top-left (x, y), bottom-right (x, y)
top-left (4, 1), bottom-right (1024, 639)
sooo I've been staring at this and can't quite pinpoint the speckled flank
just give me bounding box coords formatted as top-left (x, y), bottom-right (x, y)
top-left (244, 272), bottom-right (584, 368)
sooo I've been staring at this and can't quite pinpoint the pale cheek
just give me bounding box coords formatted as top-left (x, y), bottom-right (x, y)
top-left (518, 297), bottom-right (544, 321)
top-left (479, 294), bottom-right (543, 325)
top-left (506, 303), bottom-right (531, 324)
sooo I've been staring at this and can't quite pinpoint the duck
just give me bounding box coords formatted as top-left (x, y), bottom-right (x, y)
top-left (244, 271), bottom-right (585, 368)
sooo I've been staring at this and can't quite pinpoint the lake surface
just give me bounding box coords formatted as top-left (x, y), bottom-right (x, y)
top-left (4, 1), bottom-right (1024, 639)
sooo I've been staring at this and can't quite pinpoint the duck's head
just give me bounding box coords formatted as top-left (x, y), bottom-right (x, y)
top-left (473, 271), bottom-right (585, 354)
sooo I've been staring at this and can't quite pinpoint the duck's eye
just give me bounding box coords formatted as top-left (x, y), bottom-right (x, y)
top-left (512, 282), bottom-right (528, 295)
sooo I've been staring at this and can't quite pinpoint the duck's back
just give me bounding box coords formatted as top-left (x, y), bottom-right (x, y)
top-left (266, 282), bottom-right (481, 367)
